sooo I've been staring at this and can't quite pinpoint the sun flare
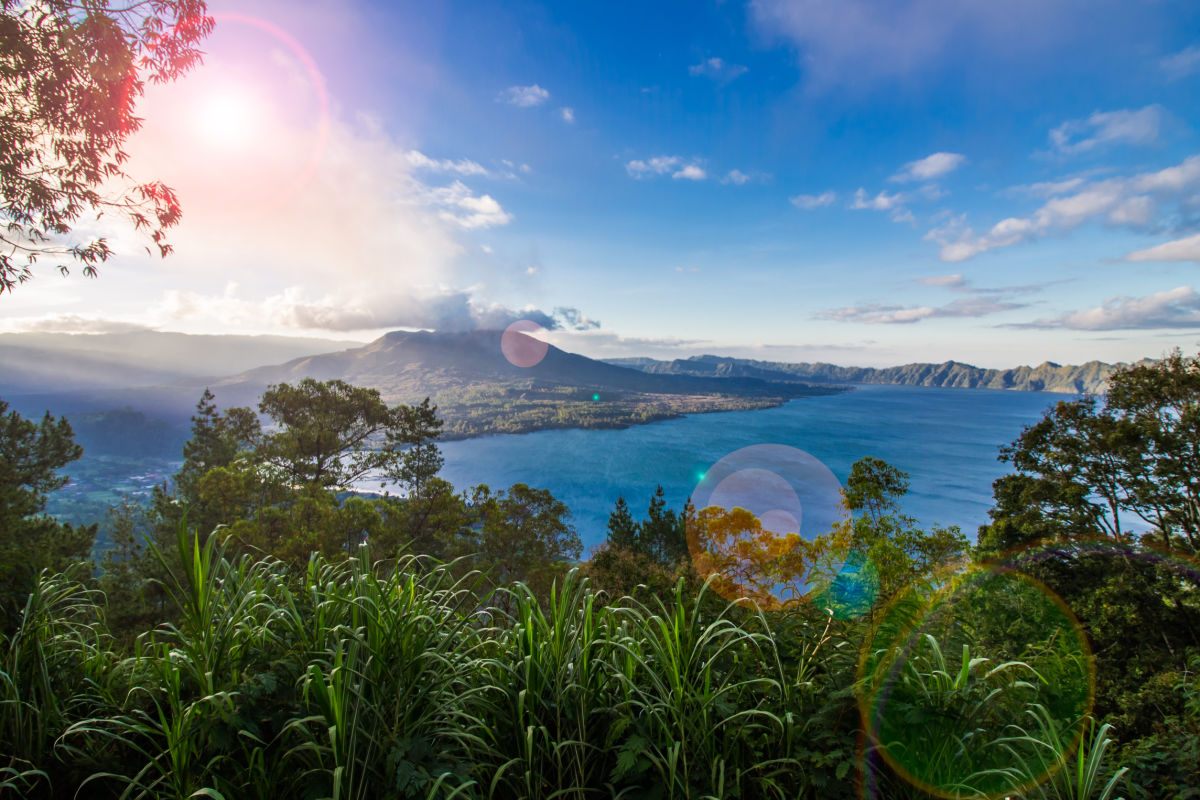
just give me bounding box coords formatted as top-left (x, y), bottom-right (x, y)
top-left (195, 88), bottom-right (260, 148)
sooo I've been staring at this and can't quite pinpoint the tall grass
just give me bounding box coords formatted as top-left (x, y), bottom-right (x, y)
top-left (0, 571), bottom-right (112, 798)
top-left (998, 705), bottom-right (1129, 800)
top-left (0, 529), bottom-right (1133, 799)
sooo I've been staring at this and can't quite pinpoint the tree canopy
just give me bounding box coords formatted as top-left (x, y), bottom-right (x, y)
top-left (979, 350), bottom-right (1200, 557)
top-left (0, 399), bottom-right (93, 623)
top-left (256, 379), bottom-right (442, 493)
top-left (0, 0), bottom-right (213, 292)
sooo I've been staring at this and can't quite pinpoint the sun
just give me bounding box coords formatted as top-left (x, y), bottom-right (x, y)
top-left (195, 87), bottom-right (260, 148)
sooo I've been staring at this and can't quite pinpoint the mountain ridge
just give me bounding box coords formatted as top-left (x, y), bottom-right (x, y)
top-left (605, 354), bottom-right (1130, 394)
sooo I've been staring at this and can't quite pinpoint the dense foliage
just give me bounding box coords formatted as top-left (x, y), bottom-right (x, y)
top-left (0, 531), bottom-right (1123, 799)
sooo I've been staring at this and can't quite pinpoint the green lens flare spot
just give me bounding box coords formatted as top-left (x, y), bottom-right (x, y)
top-left (858, 565), bottom-right (1095, 800)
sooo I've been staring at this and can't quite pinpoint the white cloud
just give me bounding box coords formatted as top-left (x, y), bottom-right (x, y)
top-left (817, 295), bottom-right (1024, 324)
top-left (917, 273), bottom-right (965, 288)
top-left (688, 57), bottom-right (749, 82)
top-left (560, 107), bottom-right (575, 123)
top-left (790, 191), bottom-right (836, 209)
top-left (626, 156), bottom-right (706, 181)
top-left (891, 152), bottom-right (966, 182)
top-left (819, 304), bottom-right (938, 324)
top-left (153, 286), bottom-right (578, 334)
top-left (721, 169), bottom-right (769, 185)
top-left (423, 181), bottom-right (514, 229)
top-left (849, 188), bottom-right (906, 211)
top-left (673, 164), bottom-right (707, 181)
top-left (405, 150), bottom-right (491, 177)
top-left (1125, 233), bottom-right (1200, 263)
top-left (1019, 287), bottom-right (1200, 330)
top-left (626, 156), bottom-right (680, 177)
top-left (1161, 44), bottom-right (1200, 80)
top-left (927, 154), bottom-right (1200, 261)
top-left (1049, 105), bottom-right (1166, 155)
top-left (499, 84), bottom-right (550, 107)
top-left (1008, 176), bottom-right (1090, 197)
top-left (554, 306), bottom-right (601, 330)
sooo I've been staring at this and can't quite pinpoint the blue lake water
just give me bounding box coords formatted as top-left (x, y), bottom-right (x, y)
top-left (433, 384), bottom-right (1070, 552)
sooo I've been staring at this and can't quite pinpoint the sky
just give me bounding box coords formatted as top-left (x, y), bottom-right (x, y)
top-left (5, 0), bottom-right (1200, 368)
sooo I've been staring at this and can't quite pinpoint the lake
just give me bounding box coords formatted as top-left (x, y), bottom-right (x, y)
top-left (432, 383), bottom-right (1069, 551)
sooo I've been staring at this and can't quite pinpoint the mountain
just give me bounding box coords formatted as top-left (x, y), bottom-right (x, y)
top-left (213, 330), bottom-right (842, 437)
top-left (606, 354), bottom-right (1126, 394)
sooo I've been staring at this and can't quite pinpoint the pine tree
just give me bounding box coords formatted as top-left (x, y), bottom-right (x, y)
top-left (606, 496), bottom-right (638, 551)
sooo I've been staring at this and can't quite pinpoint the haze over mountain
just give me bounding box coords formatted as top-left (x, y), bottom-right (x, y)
top-left (0, 331), bottom-right (362, 395)
top-left (609, 354), bottom-right (1127, 395)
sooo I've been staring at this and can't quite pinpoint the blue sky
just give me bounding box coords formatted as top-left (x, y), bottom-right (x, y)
top-left (5, 0), bottom-right (1200, 367)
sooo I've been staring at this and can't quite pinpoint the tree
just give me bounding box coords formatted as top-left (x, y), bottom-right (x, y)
top-left (151, 388), bottom-right (261, 544)
top-left (587, 490), bottom-right (696, 601)
top-left (465, 483), bottom-right (581, 596)
top-left (374, 477), bottom-right (470, 560)
top-left (976, 352), bottom-right (1200, 734)
top-left (843, 455), bottom-right (909, 524)
top-left (640, 485), bottom-right (689, 565)
top-left (0, 399), bottom-right (82, 524)
top-left (978, 351), bottom-right (1200, 557)
top-left (1, 0), bottom-right (214, 292)
top-left (834, 456), bottom-right (967, 602)
top-left (223, 491), bottom-right (383, 565)
top-left (605, 496), bottom-right (637, 551)
top-left (688, 504), bottom-right (821, 609)
top-left (599, 487), bottom-right (688, 566)
top-left (389, 397), bottom-right (445, 495)
top-left (0, 399), bottom-right (94, 623)
top-left (174, 388), bottom-right (261, 502)
top-left (148, 381), bottom-right (447, 564)
top-left (96, 498), bottom-right (162, 635)
top-left (256, 379), bottom-right (441, 493)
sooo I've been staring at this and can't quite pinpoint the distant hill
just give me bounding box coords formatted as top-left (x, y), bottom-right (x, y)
top-left (211, 330), bottom-right (841, 437)
top-left (606, 354), bottom-right (1127, 394)
top-left (215, 330), bottom-right (824, 399)
top-left (0, 331), bottom-right (362, 395)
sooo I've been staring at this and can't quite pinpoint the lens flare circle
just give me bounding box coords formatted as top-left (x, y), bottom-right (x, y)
top-left (857, 564), bottom-right (1096, 800)
top-left (501, 320), bottom-right (550, 368)
top-left (686, 444), bottom-right (860, 610)
top-left (709, 468), bottom-right (804, 534)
